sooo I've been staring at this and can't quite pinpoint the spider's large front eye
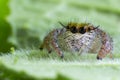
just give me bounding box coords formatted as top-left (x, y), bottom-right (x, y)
top-left (70, 27), bottom-right (77, 33)
top-left (87, 27), bottom-right (91, 32)
top-left (66, 26), bottom-right (69, 29)
top-left (79, 27), bottom-right (86, 34)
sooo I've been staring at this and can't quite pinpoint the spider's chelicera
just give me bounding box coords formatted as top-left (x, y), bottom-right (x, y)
top-left (40, 22), bottom-right (113, 60)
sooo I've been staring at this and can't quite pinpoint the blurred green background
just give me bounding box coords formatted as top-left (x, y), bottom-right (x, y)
top-left (0, 0), bottom-right (120, 80)
top-left (0, 0), bottom-right (120, 53)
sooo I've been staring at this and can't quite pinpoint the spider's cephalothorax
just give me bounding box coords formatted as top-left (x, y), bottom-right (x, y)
top-left (40, 22), bottom-right (113, 60)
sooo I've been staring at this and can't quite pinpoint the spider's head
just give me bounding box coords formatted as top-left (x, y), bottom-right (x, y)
top-left (59, 22), bottom-right (99, 34)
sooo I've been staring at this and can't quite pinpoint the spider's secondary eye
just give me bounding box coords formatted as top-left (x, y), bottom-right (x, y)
top-left (70, 27), bottom-right (77, 33)
top-left (87, 27), bottom-right (91, 31)
top-left (66, 26), bottom-right (69, 29)
top-left (79, 27), bottom-right (86, 34)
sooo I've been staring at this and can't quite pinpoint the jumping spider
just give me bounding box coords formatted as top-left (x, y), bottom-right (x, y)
top-left (40, 22), bottom-right (113, 60)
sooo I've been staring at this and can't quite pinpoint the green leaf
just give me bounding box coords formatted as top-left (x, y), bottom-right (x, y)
top-left (0, 0), bottom-right (10, 18)
top-left (0, 0), bottom-right (15, 53)
top-left (0, 50), bottom-right (120, 80)
top-left (0, 19), bottom-right (14, 53)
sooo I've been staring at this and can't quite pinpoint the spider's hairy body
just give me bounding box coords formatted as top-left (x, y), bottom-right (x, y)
top-left (40, 22), bottom-right (113, 60)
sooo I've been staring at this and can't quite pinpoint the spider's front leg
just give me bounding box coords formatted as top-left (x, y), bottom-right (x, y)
top-left (39, 35), bottom-right (52, 53)
top-left (51, 29), bottom-right (64, 58)
top-left (40, 29), bottom-right (64, 58)
top-left (96, 30), bottom-right (113, 60)
top-left (51, 39), bottom-right (64, 58)
top-left (97, 45), bottom-right (113, 60)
